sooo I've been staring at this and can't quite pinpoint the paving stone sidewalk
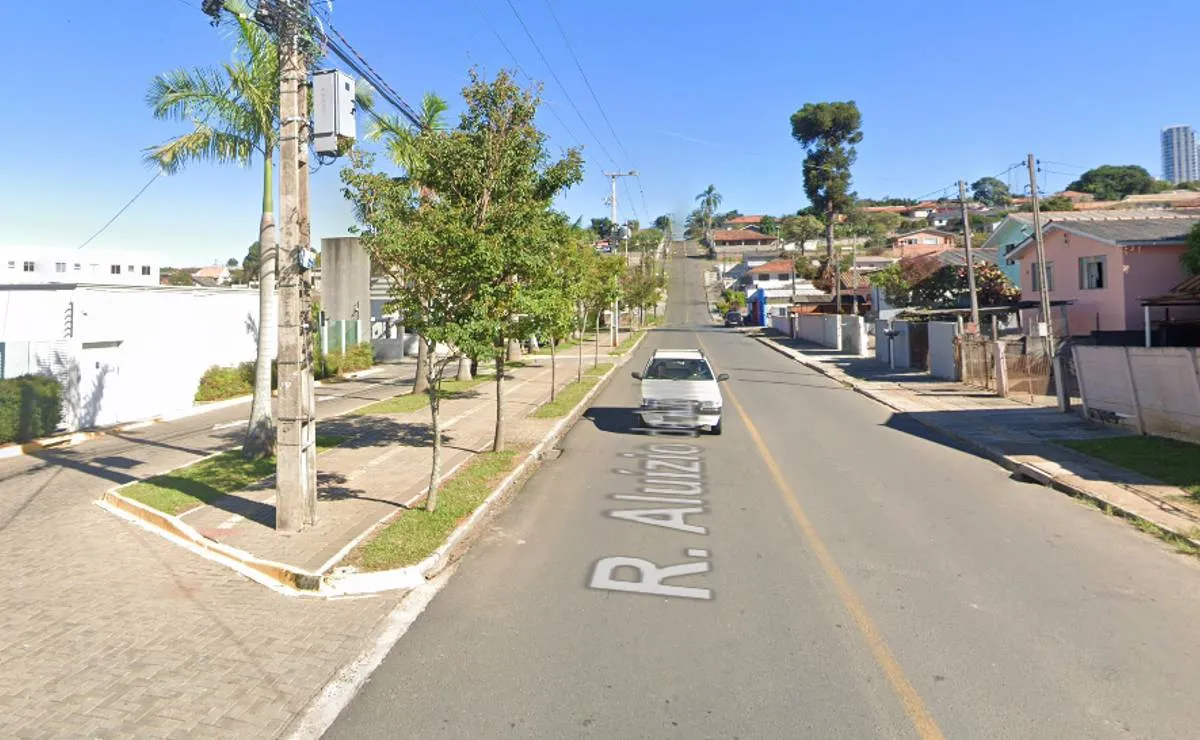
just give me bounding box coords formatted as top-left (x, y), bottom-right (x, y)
top-left (0, 330), bottom-right (638, 739)
top-left (756, 331), bottom-right (1200, 544)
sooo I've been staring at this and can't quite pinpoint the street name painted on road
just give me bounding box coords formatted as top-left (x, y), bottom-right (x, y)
top-left (588, 442), bottom-right (713, 600)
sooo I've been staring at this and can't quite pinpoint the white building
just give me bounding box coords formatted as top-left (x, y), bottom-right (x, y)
top-left (1162, 124), bottom-right (1198, 185)
top-left (0, 247), bottom-right (161, 286)
top-left (0, 283), bottom-right (270, 430)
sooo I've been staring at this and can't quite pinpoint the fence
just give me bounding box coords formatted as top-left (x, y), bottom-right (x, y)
top-left (961, 336), bottom-right (1054, 401)
top-left (1073, 345), bottom-right (1200, 441)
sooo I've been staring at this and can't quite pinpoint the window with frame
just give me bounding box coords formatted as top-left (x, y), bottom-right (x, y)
top-left (1078, 255), bottom-right (1105, 289)
top-left (141, 265), bottom-right (151, 276)
top-left (73, 263), bottom-right (81, 271)
top-left (23, 261), bottom-right (34, 272)
top-left (55, 262), bottom-right (66, 273)
top-left (6, 261), bottom-right (14, 269)
top-left (757, 273), bottom-right (769, 281)
top-left (128, 265), bottom-right (135, 274)
top-left (1031, 261), bottom-right (1055, 292)
top-left (111, 265), bottom-right (121, 274)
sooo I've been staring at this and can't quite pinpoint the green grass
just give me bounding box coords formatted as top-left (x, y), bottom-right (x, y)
top-left (353, 376), bottom-right (489, 416)
top-left (532, 363), bottom-right (612, 418)
top-left (349, 449), bottom-right (522, 571)
top-left (1062, 436), bottom-right (1200, 497)
top-left (608, 330), bottom-right (645, 356)
top-left (121, 436), bottom-right (345, 516)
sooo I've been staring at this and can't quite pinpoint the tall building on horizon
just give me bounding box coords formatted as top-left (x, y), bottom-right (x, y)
top-left (1161, 125), bottom-right (1198, 184)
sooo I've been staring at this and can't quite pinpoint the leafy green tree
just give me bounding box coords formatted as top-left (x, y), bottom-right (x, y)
top-left (165, 270), bottom-right (195, 287)
top-left (589, 217), bottom-right (614, 239)
top-left (527, 217), bottom-right (587, 399)
top-left (758, 215), bottom-right (779, 235)
top-left (971, 176), bottom-right (1012, 207)
top-left (242, 241), bottom-right (261, 280)
top-left (145, 3), bottom-right (278, 460)
top-left (780, 213), bottom-right (824, 253)
top-left (1066, 165), bottom-right (1165, 201)
top-left (342, 153), bottom-right (490, 512)
top-left (653, 214), bottom-right (672, 231)
top-left (226, 257), bottom-right (239, 269)
top-left (683, 208), bottom-right (706, 241)
top-left (790, 101), bottom-right (863, 289)
top-left (398, 69), bottom-right (583, 453)
top-left (1038, 195), bottom-right (1075, 211)
top-left (1180, 223), bottom-right (1200, 276)
top-left (366, 91), bottom-right (450, 394)
top-left (910, 262), bottom-right (1020, 309)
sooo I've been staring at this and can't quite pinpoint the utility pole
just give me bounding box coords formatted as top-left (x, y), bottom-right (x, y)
top-left (276, 1), bottom-right (316, 532)
top-left (958, 180), bottom-right (981, 330)
top-left (1027, 154), bottom-right (1054, 358)
top-left (603, 170), bottom-right (636, 346)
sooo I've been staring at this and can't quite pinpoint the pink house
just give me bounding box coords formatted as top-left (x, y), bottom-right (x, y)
top-left (1010, 215), bottom-right (1200, 335)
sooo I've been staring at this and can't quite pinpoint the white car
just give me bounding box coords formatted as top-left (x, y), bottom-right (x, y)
top-left (632, 349), bottom-right (728, 434)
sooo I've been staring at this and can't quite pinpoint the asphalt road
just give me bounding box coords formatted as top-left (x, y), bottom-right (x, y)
top-left (325, 246), bottom-right (1200, 740)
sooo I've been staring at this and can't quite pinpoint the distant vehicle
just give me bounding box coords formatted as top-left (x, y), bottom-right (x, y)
top-left (723, 310), bottom-right (744, 327)
top-left (632, 348), bottom-right (728, 435)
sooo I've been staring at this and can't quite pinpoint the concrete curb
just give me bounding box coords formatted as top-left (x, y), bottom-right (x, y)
top-left (323, 332), bottom-right (648, 596)
top-left (0, 366), bottom-right (391, 462)
top-left (752, 333), bottom-right (1200, 550)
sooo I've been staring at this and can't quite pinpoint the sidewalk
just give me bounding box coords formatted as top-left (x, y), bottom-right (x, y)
top-left (101, 331), bottom-right (644, 593)
top-left (755, 331), bottom-right (1200, 547)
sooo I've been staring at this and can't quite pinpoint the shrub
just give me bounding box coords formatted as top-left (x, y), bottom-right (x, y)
top-left (0, 374), bottom-right (63, 444)
top-left (195, 365), bottom-right (253, 403)
top-left (315, 342), bottom-right (374, 379)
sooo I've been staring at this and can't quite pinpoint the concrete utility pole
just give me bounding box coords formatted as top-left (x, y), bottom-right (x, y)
top-left (276, 2), bottom-right (317, 532)
top-left (1027, 154), bottom-right (1054, 358)
top-left (604, 170), bottom-right (637, 346)
top-left (958, 180), bottom-right (981, 330)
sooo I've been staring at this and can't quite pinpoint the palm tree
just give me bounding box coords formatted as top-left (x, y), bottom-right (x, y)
top-left (366, 92), bottom-right (449, 394)
top-left (695, 184), bottom-right (722, 248)
top-left (145, 8), bottom-right (279, 460)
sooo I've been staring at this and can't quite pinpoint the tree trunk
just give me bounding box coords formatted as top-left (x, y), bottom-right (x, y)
top-left (456, 353), bottom-right (472, 382)
top-left (492, 352), bottom-right (506, 452)
top-left (414, 338), bottom-right (430, 394)
top-left (826, 210), bottom-right (840, 315)
top-left (244, 156), bottom-right (277, 461)
top-left (425, 345), bottom-right (441, 512)
top-left (577, 305), bottom-right (584, 383)
top-left (550, 335), bottom-right (557, 402)
top-left (594, 311), bottom-right (601, 368)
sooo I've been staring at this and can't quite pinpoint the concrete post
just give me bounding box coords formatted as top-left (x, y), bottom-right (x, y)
top-left (994, 341), bottom-right (1009, 397)
top-left (1054, 354), bottom-right (1071, 412)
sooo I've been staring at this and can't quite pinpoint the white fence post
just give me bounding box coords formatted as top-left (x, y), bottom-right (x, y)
top-left (1072, 345), bottom-right (1089, 418)
top-left (1122, 347), bottom-right (1145, 434)
top-left (994, 341), bottom-right (1009, 397)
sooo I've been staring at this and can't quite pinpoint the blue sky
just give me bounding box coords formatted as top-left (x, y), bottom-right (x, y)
top-left (3, 0), bottom-right (1199, 267)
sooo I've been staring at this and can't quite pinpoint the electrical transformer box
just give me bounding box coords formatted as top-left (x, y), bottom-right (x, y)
top-left (312, 69), bottom-right (356, 155)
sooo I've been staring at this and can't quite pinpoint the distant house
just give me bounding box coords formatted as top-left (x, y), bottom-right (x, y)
top-left (1008, 214), bottom-right (1200, 335)
top-left (711, 228), bottom-right (779, 255)
top-left (726, 215), bottom-right (765, 229)
top-left (888, 229), bottom-right (957, 257)
top-left (191, 265), bottom-right (231, 285)
top-left (928, 210), bottom-right (959, 229)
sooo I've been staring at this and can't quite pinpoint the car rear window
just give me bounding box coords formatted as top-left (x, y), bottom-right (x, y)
top-left (644, 358), bottom-right (714, 380)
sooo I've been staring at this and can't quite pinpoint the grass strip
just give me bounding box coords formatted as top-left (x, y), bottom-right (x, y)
top-left (353, 376), bottom-right (489, 416)
top-left (121, 435), bottom-right (345, 516)
top-left (608, 330), bottom-right (645, 356)
top-left (349, 448), bottom-right (522, 571)
top-left (532, 363), bottom-right (612, 419)
top-left (1062, 436), bottom-right (1200, 497)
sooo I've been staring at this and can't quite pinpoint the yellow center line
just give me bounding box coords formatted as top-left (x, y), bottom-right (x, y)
top-left (697, 334), bottom-right (945, 740)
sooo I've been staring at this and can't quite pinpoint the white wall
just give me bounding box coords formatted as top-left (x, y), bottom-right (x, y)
top-left (0, 247), bottom-right (161, 286)
top-left (841, 315), bottom-right (868, 357)
top-left (928, 321), bottom-right (960, 380)
top-left (1073, 345), bottom-right (1200, 441)
top-left (0, 285), bottom-right (266, 430)
top-left (875, 320), bottom-right (891, 364)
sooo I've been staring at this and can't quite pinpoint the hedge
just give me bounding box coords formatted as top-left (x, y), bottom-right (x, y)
top-left (0, 375), bottom-right (62, 445)
top-left (195, 342), bottom-right (375, 402)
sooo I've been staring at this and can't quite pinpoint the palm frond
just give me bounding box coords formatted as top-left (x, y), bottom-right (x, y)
top-left (144, 125), bottom-right (255, 173)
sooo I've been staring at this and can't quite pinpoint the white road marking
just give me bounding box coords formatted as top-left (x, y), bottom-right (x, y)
top-left (212, 420), bottom-right (247, 431)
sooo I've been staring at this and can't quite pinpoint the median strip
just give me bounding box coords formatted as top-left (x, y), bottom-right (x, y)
top-left (352, 376), bottom-right (489, 416)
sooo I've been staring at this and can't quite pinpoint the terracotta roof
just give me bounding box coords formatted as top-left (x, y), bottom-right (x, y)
top-left (748, 258), bottom-right (796, 274)
top-left (726, 215), bottom-right (764, 224)
top-left (890, 228), bottom-right (958, 239)
top-left (712, 229), bottom-right (778, 243)
top-left (193, 265), bottom-right (228, 279)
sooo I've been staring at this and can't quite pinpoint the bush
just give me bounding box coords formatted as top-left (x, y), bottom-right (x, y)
top-left (316, 342), bottom-right (374, 379)
top-left (195, 365), bottom-right (254, 403)
top-left (0, 374), bottom-right (63, 444)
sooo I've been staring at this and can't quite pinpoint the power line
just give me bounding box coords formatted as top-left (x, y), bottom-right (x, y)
top-left (501, 0), bottom-right (620, 168)
top-left (321, 22), bottom-right (424, 128)
top-left (541, 0), bottom-right (632, 165)
top-left (77, 171), bottom-right (164, 250)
